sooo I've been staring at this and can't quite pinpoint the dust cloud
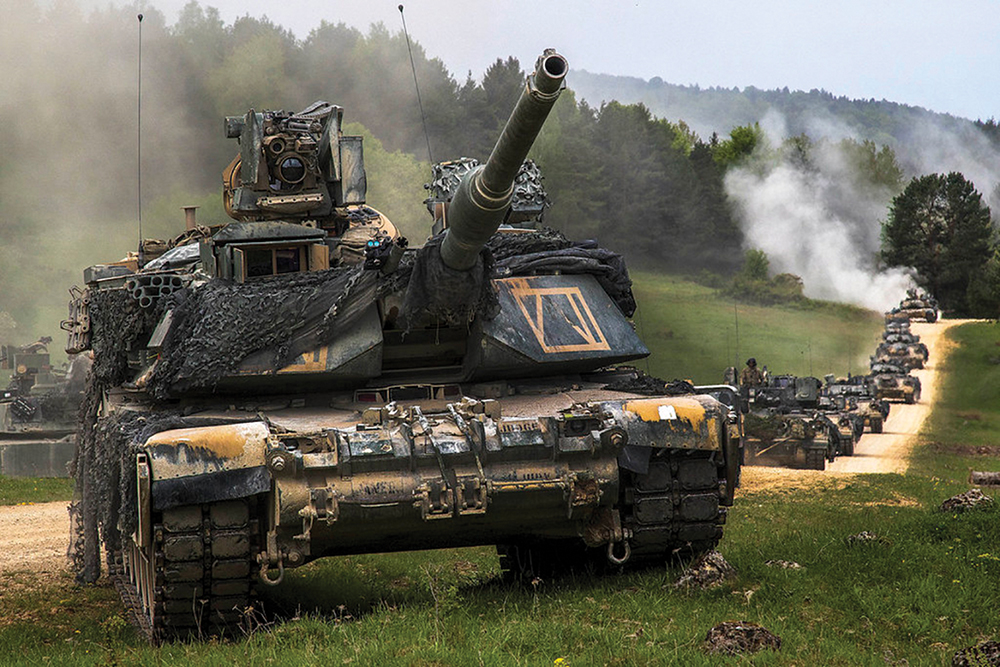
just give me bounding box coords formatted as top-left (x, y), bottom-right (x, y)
top-left (724, 110), bottom-right (1000, 311)
top-left (0, 4), bottom-right (223, 341)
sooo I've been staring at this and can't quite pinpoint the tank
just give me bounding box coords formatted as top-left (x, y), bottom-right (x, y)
top-left (741, 375), bottom-right (842, 469)
top-left (822, 375), bottom-right (890, 434)
top-left (889, 288), bottom-right (938, 323)
top-left (874, 340), bottom-right (925, 370)
top-left (64, 50), bottom-right (741, 641)
top-left (869, 359), bottom-right (922, 404)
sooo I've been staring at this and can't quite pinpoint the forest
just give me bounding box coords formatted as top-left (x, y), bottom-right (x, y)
top-left (0, 1), bottom-right (997, 340)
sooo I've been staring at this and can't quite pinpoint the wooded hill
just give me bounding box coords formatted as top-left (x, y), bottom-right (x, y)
top-left (1, 1), bottom-right (997, 337)
top-left (569, 70), bottom-right (999, 155)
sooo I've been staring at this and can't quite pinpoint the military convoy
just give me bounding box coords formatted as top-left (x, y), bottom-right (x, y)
top-left (739, 288), bottom-right (942, 471)
top-left (63, 50), bottom-right (742, 641)
top-left (741, 374), bottom-right (860, 470)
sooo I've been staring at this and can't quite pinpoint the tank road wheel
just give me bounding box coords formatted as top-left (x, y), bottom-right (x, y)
top-left (870, 416), bottom-right (883, 434)
top-left (118, 489), bottom-right (258, 642)
top-left (804, 448), bottom-right (826, 471)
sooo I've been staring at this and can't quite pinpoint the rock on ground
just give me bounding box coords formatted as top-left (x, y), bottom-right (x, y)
top-left (674, 550), bottom-right (736, 589)
top-left (704, 621), bottom-right (781, 655)
top-left (940, 489), bottom-right (995, 513)
top-left (953, 641), bottom-right (1000, 666)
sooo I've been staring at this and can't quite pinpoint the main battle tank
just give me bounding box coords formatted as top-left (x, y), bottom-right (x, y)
top-left (64, 50), bottom-right (740, 641)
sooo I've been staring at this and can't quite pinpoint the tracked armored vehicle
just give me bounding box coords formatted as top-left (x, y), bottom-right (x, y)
top-left (65, 51), bottom-right (740, 641)
top-left (870, 359), bottom-right (921, 404)
top-left (874, 341), bottom-right (925, 370)
top-left (892, 289), bottom-right (938, 323)
top-left (822, 375), bottom-right (889, 434)
top-left (742, 375), bottom-right (841, 470)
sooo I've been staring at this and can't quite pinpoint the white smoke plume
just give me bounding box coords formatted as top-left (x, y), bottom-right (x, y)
top-left (725, 114), bottom-right (918, 311)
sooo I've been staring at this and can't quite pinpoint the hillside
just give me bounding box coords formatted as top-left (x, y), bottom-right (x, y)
top-left (570, 69), bottom-right (983, 146)
top-left (631, 272), bottom-right (884, 384)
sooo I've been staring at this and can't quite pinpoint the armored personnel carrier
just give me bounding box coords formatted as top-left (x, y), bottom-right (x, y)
top-left (742, 375), bottom-right (842, 469)
top-left (870, 359), bottom-right (921, 404)
top-left (64, 50), bottom-right (741, 641)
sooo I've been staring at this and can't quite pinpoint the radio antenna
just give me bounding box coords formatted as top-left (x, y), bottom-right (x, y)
top-left (136, 13), bottom-right (144, 246)
top-left (733, 299), bottom-right (741, 372)
top-left (398, 4), bottom-right (433, 162)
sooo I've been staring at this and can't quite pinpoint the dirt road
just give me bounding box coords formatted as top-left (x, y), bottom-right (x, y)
top-left (0, 500), bottom-right (72, 578)
top-left (742, 319), bottom-right (967, 489)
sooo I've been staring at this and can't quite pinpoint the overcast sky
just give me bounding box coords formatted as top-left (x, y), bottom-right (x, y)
top-left (80, 0), bottom-right (999, 121)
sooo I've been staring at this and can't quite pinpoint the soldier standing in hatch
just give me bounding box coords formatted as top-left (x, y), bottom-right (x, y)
top-left (740, 357), bottom-right (764, 388)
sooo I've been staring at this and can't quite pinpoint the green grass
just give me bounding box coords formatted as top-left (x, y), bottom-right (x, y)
top-left (910, 321), bottom-right (1000, 480)
top-left (630, 272), bottom-right (884, 385)
top-left (2, 472), bottom-right (996, 665)
top-left (0, 475), bottom-right (73, 505)
top-left (2, 290), bottom-right (998, 665)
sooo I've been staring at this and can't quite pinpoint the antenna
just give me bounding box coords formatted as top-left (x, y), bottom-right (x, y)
top-left (137, 13), bottom-right (143, 246)
top-left (398, 5), bottom-right (433, 162)
top-left (733, 299), bottom-right (740, 372)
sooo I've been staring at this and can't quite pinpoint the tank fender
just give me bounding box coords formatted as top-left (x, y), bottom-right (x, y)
top-left (143, 421), bottom-right (271, 511)
top-left (601, 395), bottom-right (727, 475)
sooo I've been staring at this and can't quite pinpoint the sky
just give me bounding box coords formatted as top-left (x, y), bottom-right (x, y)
top-left (77, 0), bottom-right (1000, 122)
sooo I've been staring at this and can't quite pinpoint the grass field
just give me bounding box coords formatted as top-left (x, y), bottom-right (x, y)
top-left (910, 321), bottom-right (1000, 480)
top-left (0, 475), bottom-right (73, 505)
top-left (1, 304), bottom-right (997, 665)
top-left (630, 272), bottom-right (884, 385)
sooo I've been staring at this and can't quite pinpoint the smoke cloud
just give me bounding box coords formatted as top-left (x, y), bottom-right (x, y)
top-left (724, 109), bottom-right (1000, 312)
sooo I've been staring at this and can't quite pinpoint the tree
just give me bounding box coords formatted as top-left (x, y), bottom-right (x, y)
top-left (712, 123), bottom-right (765, 168)
top-left (882, 172), bottom-right (994, 315)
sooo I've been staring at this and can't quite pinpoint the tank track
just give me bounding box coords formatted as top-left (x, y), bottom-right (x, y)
top-left (114, 498), bottom-right (258, 643)
top-left (620, 450), bottom-right (726, 563)
top-left (498, 450), bottom-right (725, 580)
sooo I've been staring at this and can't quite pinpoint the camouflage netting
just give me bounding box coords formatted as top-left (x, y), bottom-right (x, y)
top-left (603, 376), bottom-right (695, 396)
top-left (401, 233), bottom-right (499, 328)
top-left (70, 226), bottom-right (640, 582)
top-left (147, 266), bottom-right (374, 398)
top-left (488, 228), bottom-right (637, 316)
top-left (71, 384), bottom-right (250, 583)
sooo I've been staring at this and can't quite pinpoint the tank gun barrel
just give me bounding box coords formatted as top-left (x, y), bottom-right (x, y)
top-left (440, 50), bottom-right (568, 270)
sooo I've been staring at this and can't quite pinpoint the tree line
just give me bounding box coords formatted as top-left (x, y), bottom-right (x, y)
top-left (0, 1), bottom-right (995, 339)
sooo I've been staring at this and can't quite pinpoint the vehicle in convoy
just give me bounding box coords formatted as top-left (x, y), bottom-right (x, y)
top-left (821, 375), bottom-right (889, 434)
top-left (870, 359), bottom-right (921, 404)
top-left (888, 289), bottom-right (938, 323)
top-left (63, 50), bottom-right (741, 641)
top-left (874, 340), bottom-right (925, 370)
top-left (741, 375), bottom-right (844, 470)
top-left (0, 338), bottom-right (86, 446)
